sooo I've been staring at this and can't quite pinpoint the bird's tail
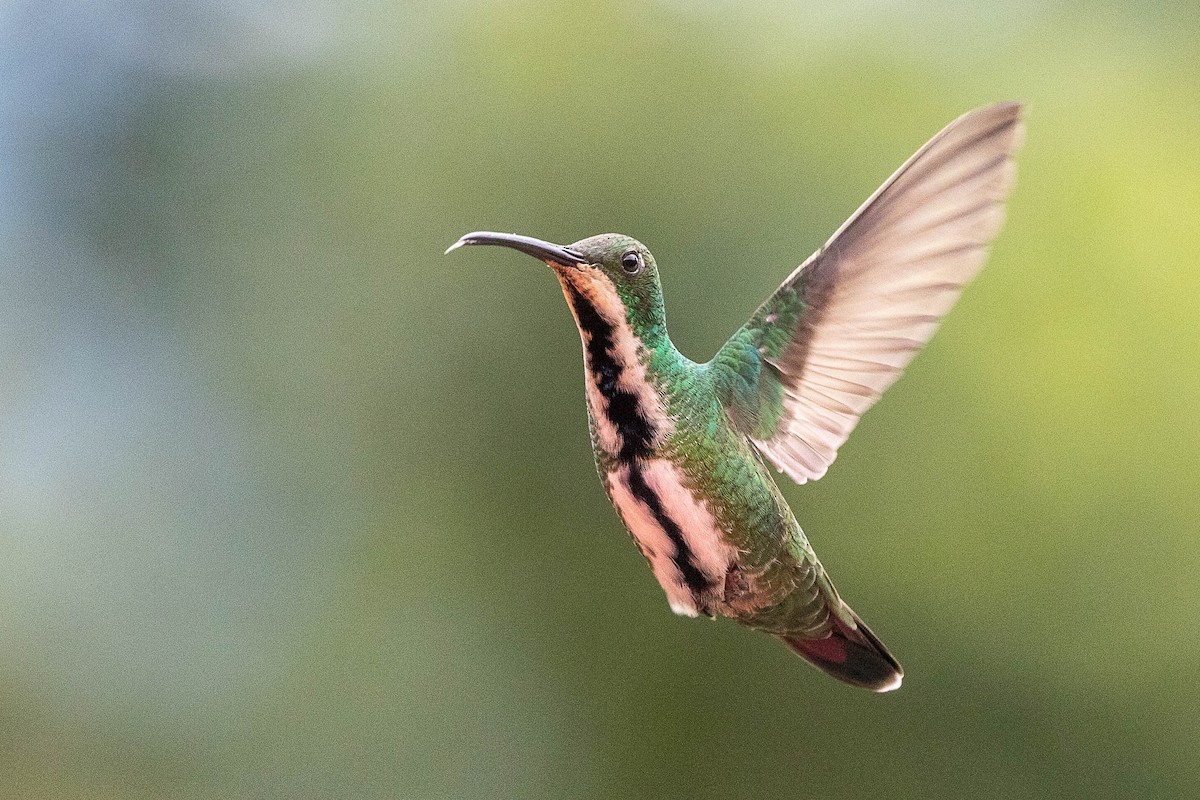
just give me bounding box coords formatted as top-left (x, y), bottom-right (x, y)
top-left (779, 607), bottom-right (903, 692)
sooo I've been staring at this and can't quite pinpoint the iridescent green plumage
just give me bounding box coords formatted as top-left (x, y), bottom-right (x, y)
top-left (447, 102), bottom-right (1024, 690)
top-left (561, 235), bottom-right (863, 645)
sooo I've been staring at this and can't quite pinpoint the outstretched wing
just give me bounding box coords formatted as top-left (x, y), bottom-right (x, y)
top-left (713, 102), bottom-right (1024, 484)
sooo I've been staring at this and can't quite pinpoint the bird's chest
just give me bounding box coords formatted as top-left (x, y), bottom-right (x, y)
top-left (571, 306), bottom-right (742, 616)
top-left (603, 459), bottom-right (738, 618)
top-left (579, 330), bottom-right (671, 467)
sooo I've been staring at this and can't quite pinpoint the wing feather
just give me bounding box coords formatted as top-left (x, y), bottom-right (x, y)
top-left (715, 103), bottom-right (1024, 483)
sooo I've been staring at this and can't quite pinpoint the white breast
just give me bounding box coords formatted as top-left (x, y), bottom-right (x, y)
top-left (606, 460), bottom-right (737, 617)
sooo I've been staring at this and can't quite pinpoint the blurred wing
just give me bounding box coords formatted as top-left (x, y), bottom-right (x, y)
top-left (714, 102), bottom-right (1024, 484)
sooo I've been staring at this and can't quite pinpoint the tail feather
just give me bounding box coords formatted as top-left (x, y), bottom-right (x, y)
top-left (780, 609), bottom-right (903, 692)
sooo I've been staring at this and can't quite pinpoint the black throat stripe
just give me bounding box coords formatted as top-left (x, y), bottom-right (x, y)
top-left (566, 284), bottom-right (655, 461)
top-left (565, 284), bottom-right (709, 600)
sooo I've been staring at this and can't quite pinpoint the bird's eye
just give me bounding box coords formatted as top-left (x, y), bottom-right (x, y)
top-left (620, 250), bottom-right (644, 275)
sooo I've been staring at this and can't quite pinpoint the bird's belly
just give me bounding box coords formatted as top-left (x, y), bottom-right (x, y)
top-left (605, 459), bottom-right (738, 617)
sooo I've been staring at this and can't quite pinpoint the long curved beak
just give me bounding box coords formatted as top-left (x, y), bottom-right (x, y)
top-left (445, 231), bottom-right (587, 267)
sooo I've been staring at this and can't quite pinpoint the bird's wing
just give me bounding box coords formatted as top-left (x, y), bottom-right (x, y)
top-left (713, 102), bottom-right (1024, 484)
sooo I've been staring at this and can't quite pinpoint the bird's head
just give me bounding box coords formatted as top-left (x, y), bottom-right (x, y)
top-left (446, 231), bottom-right (668, 340)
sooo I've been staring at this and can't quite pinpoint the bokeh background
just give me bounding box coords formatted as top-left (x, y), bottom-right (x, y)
top-left (2, 2), bottom-right (1198, 798)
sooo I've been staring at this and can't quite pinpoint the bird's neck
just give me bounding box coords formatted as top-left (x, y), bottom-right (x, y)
top-left (556, 273), bottom-right (685, 462)
top-left (557, 269), bottom-right (682, 365)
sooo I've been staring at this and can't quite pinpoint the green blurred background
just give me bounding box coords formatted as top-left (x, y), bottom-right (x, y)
top-left (2, 2), bottom-right (1198, 798)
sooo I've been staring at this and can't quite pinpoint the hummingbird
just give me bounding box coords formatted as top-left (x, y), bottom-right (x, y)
top-left (446, 102), bottom-right (1023, 691)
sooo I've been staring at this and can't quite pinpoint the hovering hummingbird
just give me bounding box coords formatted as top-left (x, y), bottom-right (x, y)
top-left (447, 103), bottom-right (1023, 691)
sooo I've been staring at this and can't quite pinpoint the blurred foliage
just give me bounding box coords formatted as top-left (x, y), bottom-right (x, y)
top-left (1, 1), bottom-right (1198, 798)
